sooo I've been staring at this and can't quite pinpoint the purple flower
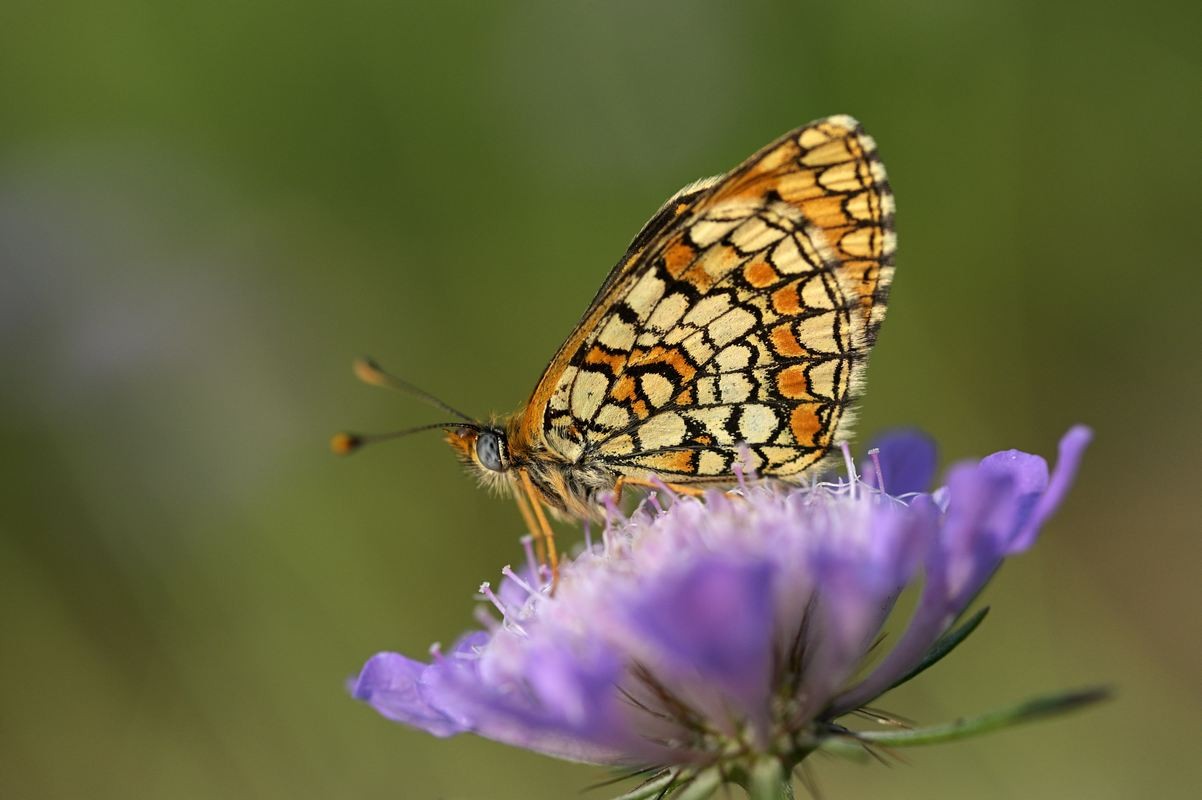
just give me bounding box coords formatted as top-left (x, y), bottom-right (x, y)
top-left (352, 427), bottom-right (1092, 786)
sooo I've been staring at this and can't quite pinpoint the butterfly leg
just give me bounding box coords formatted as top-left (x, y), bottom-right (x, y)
top-left (511, 484), bottom-right (546, 563)
top-left (517, 468), bottom-right (559, 584)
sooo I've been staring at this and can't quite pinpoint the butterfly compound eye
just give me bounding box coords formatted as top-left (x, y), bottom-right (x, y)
top-left (475, 431), bottom-right (507, 472)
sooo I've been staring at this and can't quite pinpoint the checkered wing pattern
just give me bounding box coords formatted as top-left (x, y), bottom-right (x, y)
top-left (520, 115), bottom-right (895, 481)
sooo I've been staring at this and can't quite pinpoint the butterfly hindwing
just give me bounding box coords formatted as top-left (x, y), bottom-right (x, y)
top-left (522, 115), bottom-right (895, 480)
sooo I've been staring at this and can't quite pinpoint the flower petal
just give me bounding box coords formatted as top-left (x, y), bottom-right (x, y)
top-left (352, 652), bottom-right (467, 737)
top-left (831, 428), bottom-right (1089, 713)
top-left (1010, 425), bottom-right (1092, 551)
top-left (862, 429), bottom-right (938, 495)
top-left (622, 558), bottom-right (776, 712)
top-left (806, 496), bottom-right (938, 716)
top-left (521, 640), bottom-right (622, 729)
top-left (422, 641), bottom-right (637, 764)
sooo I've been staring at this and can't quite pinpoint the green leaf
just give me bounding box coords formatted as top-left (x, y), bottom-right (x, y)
top-left (608, 770), bottom-right (677, 800)
top-left (671, 768), bottom-right (722, 800)
top-left (855, 686), bottom-right (1111, 748)
top-left (888, 606), bottom-right (990, 691)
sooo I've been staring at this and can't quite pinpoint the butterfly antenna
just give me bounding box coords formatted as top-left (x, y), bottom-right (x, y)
top-left (351, 356), bottom-right (477, 424)
top-left (331, 422), bottom-right (470, 456)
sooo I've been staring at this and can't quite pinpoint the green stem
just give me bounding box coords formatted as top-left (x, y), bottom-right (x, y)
top-left (745, 757), bottom-right (791, 800)
top-left (672, 768), bottom-right (722, 800)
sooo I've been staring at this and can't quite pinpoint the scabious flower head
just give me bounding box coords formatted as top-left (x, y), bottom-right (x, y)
top-left (353, 427), bottom-right (1093, 793)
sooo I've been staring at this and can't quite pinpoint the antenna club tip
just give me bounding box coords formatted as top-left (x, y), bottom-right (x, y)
top-left (352, 357), bottom-right (384, 385)
top-left (330, 432), bottom-right (362, 455)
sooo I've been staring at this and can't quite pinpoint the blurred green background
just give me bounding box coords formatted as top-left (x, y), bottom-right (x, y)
top-left (2, 1), bottom-right (1199, 797)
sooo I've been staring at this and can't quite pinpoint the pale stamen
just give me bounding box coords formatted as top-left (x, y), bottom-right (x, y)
top-left (869, 448), bottom-right (885, 497)
top-left (479, 582), bottom-right (508, 618)
top-left (476, 585), bottom-right (528, 636)
top-left (648, 475), bottom-right (678, 501)
top-left (733, 448), bottom-right (748, 492)
top-left (839, 441), bottom-right (859, 499)
top-left (473, 606), bottom-right (500, 632)
top-left (501, 565), bottom-right (539, 599)
top-left (601, 490), bottom-right (621, 527)
top-left (520, 535), bottom-right (539, 583)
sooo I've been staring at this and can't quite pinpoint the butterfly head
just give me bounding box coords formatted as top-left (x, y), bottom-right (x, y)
top-left (445, 424), bottom-right (511, 475)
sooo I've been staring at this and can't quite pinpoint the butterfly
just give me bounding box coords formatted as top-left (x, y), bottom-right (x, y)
top-left (336, 115), bottom-right (895, 569)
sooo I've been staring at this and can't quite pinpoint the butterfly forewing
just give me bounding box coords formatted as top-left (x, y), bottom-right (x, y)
top-left (520, 115), bottom-right (895, 482)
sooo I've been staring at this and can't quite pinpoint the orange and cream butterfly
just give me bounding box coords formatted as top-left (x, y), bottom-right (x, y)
top-left (335, 115), bottom-right (895, 569)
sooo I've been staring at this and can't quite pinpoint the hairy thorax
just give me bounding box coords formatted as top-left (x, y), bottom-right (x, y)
top-left (506, 436), bottom-right (617, 521)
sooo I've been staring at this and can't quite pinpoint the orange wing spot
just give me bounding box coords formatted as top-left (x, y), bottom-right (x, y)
top-left (666, 348), bottom-right (698, 381)
top-left (799, 194), bottom-right (848, 228)
top-left (664, 242), bottom-right (696, 277)
top-left (840, 259), bottom-right (878, 282)
top-left (790, 405), bottom-right (823, 447)
top-left (825, 223), bottom-right (855, 250)
top-left (678, 266), bottom-right (715, 293)
top-left (631, 399), bottom-right (649, 419)
top-left (674, 202), bottom-right (690, 215)
top-left (771, 282), bottom-right (802, 315)
top-left (679, 244), bottom-right (742, 293)
top-left (777, 365), bottom-right (814, 399)
top-left (638, 450), bottom-right (696, 474)
top-left (635, 345), bottom-right (697, 382)
top-left (743, 260), bottom-right (779, 288)
top-left (612, 375), bottom-right (637, 401)
top-left (675, 387), bottom-right (694, 405)
top-left (770, 323), bottom-right (807, 358)
top-left (694, 434), bottom-right (713, 446)
top-left (584, 345), bottom-right (626, 375)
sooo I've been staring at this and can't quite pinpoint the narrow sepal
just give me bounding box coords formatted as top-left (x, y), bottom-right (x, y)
top-left (608, 770), bottom-right (678, 800)
top-left (854, 686), bottom-right (1111, 748)
top-left (815, 736), bottom-right (873, 762)
top-left (589, 768), bottom-right (666, 793)
top-left (887, 606), bottom-right (990, 691)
